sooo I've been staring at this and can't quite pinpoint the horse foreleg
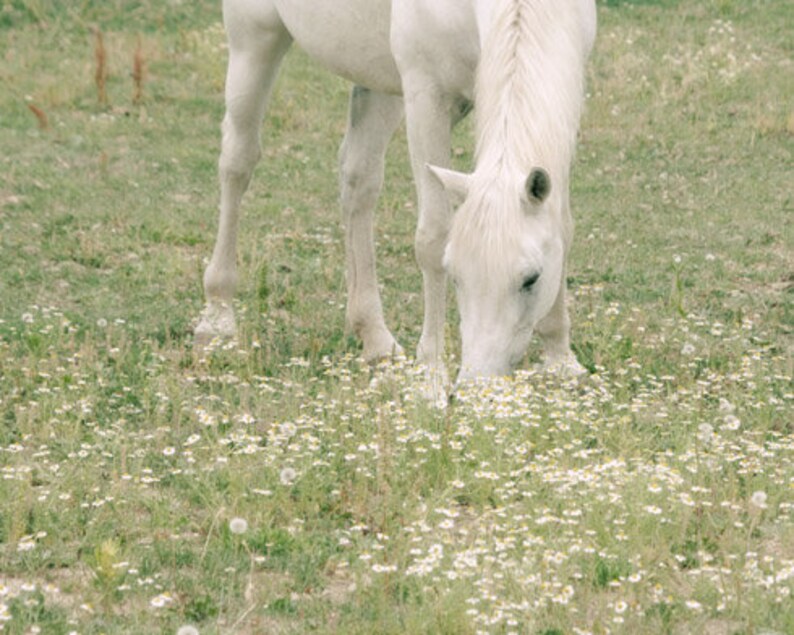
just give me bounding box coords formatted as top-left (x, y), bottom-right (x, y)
top-left (538, 187), bottom-right (586, 377)
top-left (536, 268), bottom-right (587, 377)
top-left (195, 12), bottom-right (292, 350)
top-left (339, 87), bottom-right (405, 362)
top-left (402, 79), bottom-right (455, 402)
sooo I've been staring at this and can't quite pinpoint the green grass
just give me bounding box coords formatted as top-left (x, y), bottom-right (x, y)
top-left (1, 1), bottom-right (792, 633)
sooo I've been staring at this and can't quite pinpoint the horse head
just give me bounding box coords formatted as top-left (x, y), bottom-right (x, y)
top-left (430, 164), bottom-right (566, 384)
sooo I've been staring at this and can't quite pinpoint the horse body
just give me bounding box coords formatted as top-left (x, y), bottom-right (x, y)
top-left (197, 0), bottom-right (596, 396)
top-left (269, 0), bottom-right (402, 94)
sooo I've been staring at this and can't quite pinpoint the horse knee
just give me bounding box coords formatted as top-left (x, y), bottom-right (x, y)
top-left (221, 140), bottom-right (260, 173)
top-left (339, 146), bottom-right (383, 211)
top-left (340, 166), bottom-right (381, 209)
top-left (219, 116), bottom-right (262, 179)
top-left (414, 223), bottom-right (448, 273)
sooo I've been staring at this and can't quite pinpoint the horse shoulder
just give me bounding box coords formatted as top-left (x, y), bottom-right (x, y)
top-left (390, 0), bottom-right (479, 96)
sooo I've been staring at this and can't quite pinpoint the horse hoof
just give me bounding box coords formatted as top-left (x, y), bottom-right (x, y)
top-left (363, 337), bottom-right (404, 364)
top-left (418, 364), bottom-right (450, 409)
top-left (542, 355), bottom-right (587, 379)
top-left (194, 304), bottom-right (237, 352)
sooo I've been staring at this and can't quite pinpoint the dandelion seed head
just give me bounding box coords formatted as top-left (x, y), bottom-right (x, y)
top-left (279, 467), bottom-right (297, 485)
top-left (697, 423), bottom-right (714, 442)
top-left (750, 491), bottom-right (768, 510)
top-left (680, 342), bottom-right (696, 356)
top-left (229, 517), bottom-right (248, 534)
top-left (719, 398), bottom-right (734, 412)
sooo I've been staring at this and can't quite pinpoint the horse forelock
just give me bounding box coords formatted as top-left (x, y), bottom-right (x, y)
top-left (447, 174), bottom-right (542, 282)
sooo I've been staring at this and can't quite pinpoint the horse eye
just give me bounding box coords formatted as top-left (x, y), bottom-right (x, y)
top-left (521, 272), bottom-right (541, 292)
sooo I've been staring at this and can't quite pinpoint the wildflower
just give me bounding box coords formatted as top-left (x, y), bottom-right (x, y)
top-left (150, 592), bottom-right (173, 608)
top-left (184, 434), bottom-right (201, 446)
top-left (17, 537), bottom-right (36, 552)
top-left (278, 421), bottom-right (297, 437)
top-left (697, 423), bottom-right (714, 443)
top-left (96, 318), bottom-right (108, 328)
top-left (177, 626), bottom-right (200, 635)
top-left (679, 492), bottom-right (696, 507)
top-left (229, 517), bottom-right (248, 534)
top-left (279, 467), bottom-right (297, 485)
top-left (680, 342), bottom-right (696, 356)
top-left (163, 447), bottom-right (176, 456)
top-left (721, 414), bottom-right (740, 431)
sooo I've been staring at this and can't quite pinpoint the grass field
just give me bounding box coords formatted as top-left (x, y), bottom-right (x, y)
top-left (1, 0), bottom-right (792, 633)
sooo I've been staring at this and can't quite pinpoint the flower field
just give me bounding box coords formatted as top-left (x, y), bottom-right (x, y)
top-left (0, 1), bottom-right (791, 633)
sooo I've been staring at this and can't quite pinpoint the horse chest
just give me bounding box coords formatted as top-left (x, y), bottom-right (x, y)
top-left (272, 0), bottom-right (479, 99)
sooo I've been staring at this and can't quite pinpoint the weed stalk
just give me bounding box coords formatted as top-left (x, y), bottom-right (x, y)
top-left (94, 28), bottom-right (108, 106)
top-left (132, 35), bottom-right (145, 105)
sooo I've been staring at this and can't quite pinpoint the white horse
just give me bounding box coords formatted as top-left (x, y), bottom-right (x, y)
top-left (196, 0), bottom-right (597, 395)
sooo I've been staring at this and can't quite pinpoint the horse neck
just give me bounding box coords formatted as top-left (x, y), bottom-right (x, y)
top-left (473, 0), bottom-right (586, 182)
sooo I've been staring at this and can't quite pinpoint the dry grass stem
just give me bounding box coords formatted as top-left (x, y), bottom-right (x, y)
top-left (132, 35), bottom-right (145, 105)
top-left (26, 102), bottom-right (49, 129)
top-left (94, 28), bottom-right (108, 106)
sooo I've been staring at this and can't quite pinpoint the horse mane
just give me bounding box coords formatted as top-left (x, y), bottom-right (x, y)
top-left (446, 0), bottom-right (590, 278)
top-left (474, 0), bottom-right (588, 182)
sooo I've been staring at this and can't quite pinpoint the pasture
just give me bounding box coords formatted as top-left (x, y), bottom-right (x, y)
top-left (0, 0), bottom-right (792, 633)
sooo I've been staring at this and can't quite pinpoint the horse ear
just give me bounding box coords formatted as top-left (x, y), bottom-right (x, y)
top-left (525, 168), bottom-right (551, 204)
top-left (427, 164), bottom-right (471, 208)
